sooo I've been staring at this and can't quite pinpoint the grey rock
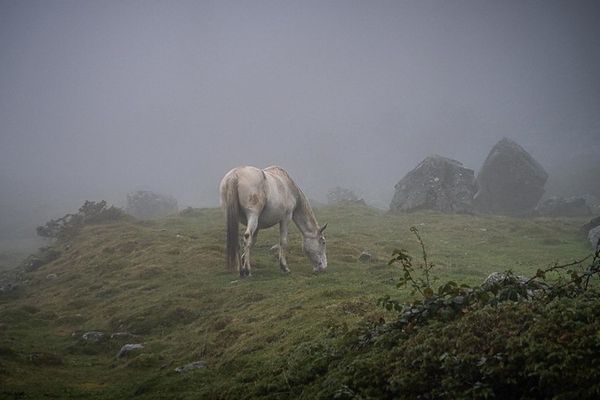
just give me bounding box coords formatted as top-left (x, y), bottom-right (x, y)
top-left (110, 332), bottom-right (139, 340)
top-left (358, 251), bottom-right (375, 263)
top-left (117, 343), bottom-right (144, 358)
top-left (482, 272), bottom-right (548, 298)
top-left (175, 361), bottom-right (207, 373)
top-left (390, 155), bottom-right (476, 214)
top-left (474, 138), bottom-right (548, 216)
top-left (536, 197), bottom-right (591, 217)
top-left (482, 272), bottom-right (529, 288)
top-left (589, 226), bottom-right (600, 251)
top-left (82, 331), bottom-right (106, 343)
top-left (46, 273), bottom-right (58, 280)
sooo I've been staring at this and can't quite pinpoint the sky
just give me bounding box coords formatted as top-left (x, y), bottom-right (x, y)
top-left (1, 0), bottom-right (599, 235)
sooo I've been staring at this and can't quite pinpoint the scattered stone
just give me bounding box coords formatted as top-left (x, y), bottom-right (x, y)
top-left (175, 361), bottom-right (207, 373)
top-left (474, 138), bottom-right (548, 216)
top-left (117, 343), bottom-right (144, 358)
top-left (358, 251), bottom-right (375, 263)
top-left (589, 226), bottom-right (600, 251)
top-left (82, 331), bottom-right (106, 343)
top-left (536, 197), bottom-right (591, 217)
top-left (110, 332), bottom-right (139, 340)
top-left (390, 155), bottom-right (476, 214)
top-left (46, 273), bottom-right (58, 280)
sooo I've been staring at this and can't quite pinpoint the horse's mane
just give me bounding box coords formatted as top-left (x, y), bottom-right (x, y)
top-left (295, 185), bottom-right (318, 227)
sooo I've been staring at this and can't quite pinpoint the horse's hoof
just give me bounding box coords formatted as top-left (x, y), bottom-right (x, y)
top-left (239, 268), bottom-right (251, 278)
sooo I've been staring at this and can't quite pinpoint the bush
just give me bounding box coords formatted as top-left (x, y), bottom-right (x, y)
top-left (327, 187), bottom-right (366, 206)
top-left (125, 191), bottom-right (178, 220)
top-left (284, 229), bottom-right (600, 399)
top-left (36, 200), bottom-right (123, 240)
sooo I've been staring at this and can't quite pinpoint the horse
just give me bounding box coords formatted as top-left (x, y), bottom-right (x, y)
top-left (219, 165), bottom-right (328, 277)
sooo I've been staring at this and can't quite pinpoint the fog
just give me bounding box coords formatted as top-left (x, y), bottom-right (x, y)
top-left (1, 0), bottom-right (599, 238)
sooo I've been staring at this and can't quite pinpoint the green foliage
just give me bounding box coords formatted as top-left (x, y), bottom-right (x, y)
top-left (126, 191), bottom-right (178, 220)
top-left (380, 227), bottom-right (600, 330)
top-left (316, 289), bottom-right (600, 400)
top-left (36, 200), bottom-right (123, 240)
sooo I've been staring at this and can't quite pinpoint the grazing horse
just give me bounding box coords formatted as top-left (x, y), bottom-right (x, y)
top-left (219, 166), bottom-right (328, 277)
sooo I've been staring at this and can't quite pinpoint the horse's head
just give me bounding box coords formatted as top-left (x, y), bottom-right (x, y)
top-left (304, 223), bottom-right (328, 272)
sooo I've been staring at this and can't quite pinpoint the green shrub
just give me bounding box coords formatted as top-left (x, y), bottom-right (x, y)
top-left (36, 200), bottom-right (123, 240)
top-left (126, 191), bottom-right (178, 220)
top-left (287, 230), bottom-right (600, 399)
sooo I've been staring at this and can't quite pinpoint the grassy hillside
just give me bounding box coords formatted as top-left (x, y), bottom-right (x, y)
top-left (0, 205), bottom-right (594, 399)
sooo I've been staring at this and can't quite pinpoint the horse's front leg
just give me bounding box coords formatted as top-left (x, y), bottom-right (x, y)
top-left (241, 215), bottom-right (258, 277)
top-left (279, 219), bottom-right (290, 273)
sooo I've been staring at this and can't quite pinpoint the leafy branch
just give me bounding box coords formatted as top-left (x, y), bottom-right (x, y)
top-left (380, 227), bottom-right (600, 330)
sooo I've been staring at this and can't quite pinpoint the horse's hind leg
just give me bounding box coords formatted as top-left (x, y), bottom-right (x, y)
top-left (278, 219), bottom-right (291, 273)
top-left (241, 214), bottom-right (259, 277)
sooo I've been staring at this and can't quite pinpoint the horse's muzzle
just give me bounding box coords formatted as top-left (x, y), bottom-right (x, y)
top-left (314, 261), bottom-right (327, 272)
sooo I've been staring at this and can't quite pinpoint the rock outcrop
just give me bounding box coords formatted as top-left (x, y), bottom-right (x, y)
top-left (589, 226), bottom-right (600, 251)
top-left (474, 138), bottom-right (548, 216)
top-left (390, 155), bottom-right (476, 214)
top-left (536, 197), bottom-right (591, 217)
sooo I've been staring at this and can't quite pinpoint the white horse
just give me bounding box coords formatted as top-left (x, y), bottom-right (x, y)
top-left (219, 165), bottom-right (328, 277)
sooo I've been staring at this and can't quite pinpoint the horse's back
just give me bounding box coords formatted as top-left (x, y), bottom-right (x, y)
top-left (220, 166), bottom-right (263, 201)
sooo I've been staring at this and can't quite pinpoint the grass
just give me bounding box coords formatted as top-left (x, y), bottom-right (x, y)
top-left (0, 204), bottom-right (594, 399)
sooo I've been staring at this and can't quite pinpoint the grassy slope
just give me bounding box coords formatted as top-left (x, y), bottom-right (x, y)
top-left (0, 205), bottom-right (593, 399)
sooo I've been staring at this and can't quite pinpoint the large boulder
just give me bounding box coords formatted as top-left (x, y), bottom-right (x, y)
top-left (474, 138), bottom-right (548, 216)
top-left (536, 197), bottom-right (591, 217)
top-left (589, 226), bottom-right (600, 251)
top-left (390, 155), bottom-right (476, 214)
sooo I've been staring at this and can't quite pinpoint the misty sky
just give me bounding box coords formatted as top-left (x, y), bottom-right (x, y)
top-left (1, 0), bottom-right (599, 232)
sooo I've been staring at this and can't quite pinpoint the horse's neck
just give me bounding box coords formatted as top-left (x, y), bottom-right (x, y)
top-left (292, 192), bottom-right (318, 238)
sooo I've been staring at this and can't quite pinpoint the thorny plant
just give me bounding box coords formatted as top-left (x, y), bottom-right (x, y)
top-left (379, 227), bottom-right (600, 329)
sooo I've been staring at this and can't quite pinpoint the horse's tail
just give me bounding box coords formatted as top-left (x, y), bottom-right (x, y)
top-left (223, 174), bottom-right (240, 270)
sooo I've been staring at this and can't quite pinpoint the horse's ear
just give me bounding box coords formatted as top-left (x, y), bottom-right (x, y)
top-left (319, 223), bottom-right (328, 233)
